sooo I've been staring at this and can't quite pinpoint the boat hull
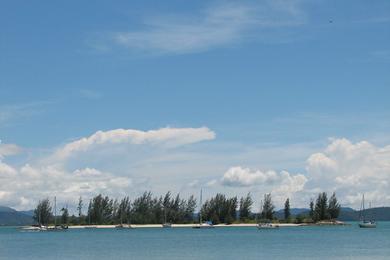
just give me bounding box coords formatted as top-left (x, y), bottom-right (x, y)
top-left (193, 224), bottom-right (214, 229)
top-left (359, 222), bottom-right (376, 228)
top-left (257, 224), bottom-right (279, 229)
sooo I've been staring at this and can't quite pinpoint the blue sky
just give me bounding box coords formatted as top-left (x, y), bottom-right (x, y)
top-left (1, 0), bottom-right (390, 210)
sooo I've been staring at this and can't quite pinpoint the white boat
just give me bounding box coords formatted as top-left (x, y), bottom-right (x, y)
top-left (257, 223), bottom-right (279, 229)
top-left (46, 197), bottom-right (67, 231)
top-left (20, 224), bottom-right (48, 232)
top-left (115, 224), bottom-right (133, 229)
top-left (193, 221), bottom-right (214, 229)
top-left (116, 210), bottom-right (133, 229)
top-left (256, 199), bottom-right (278, 230)
top-left (359, 221), bottom-right (376, 228)
top-left (358, 194), bottom-right (376, 228)
top-left (162, 223), bottom-right (172, 228)
top-left (162, 207), bottom-right (172, 228)
top-left (192, 189), bottom-right (214, 229)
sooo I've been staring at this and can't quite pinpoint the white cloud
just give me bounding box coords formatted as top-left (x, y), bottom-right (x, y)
top-left (54, 127), bottom-right (215, 161)
top-left (219, 166), bottom-right (307, 207)
top-left (305, 138), bottom-right (390, 207)
top-left (0, 126), bottom-right (215, 210)
top-left (0, 162), bottom-right (132, 210)
top-left (109, 1), bottom-right (305, 55)
top-left (0, 161), bottom-right (18, 178)
top-left (2, 133), bottom-right (390, 210)
top-left (0, 143), bottom-right (22, 159)
top-left (221, 166), bottom-right (306, 188)
top-left (217, 138), bottom-right (390, 208)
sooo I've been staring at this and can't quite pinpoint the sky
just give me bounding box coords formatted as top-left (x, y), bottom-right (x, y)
top-left (1, 0), bottom-right (390, 212)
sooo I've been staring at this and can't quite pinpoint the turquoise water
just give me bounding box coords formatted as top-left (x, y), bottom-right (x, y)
top-left (1, 223), bottom-right (390, 259)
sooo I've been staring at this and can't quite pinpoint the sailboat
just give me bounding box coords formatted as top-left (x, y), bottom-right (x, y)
top-left (47, 197), bottom-right (67, 231)
top-left (162, 206), bottom-right (172, 228)
top-left (193, 189), bottom-right (214, 229)
top-left (116, 207), bottom-right (133, 229)
top-left (257, 199), bottom-right (278, 229)
top-left (359, 194), bottom-right (376, 228)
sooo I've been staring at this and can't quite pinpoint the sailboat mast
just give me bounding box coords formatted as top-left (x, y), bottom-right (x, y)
top-left (362, 194), bottom-right (365, 222)
top-left (199, 189), bottom-right (203, 224)
top-left (53, 196), bottom-right (56, 226)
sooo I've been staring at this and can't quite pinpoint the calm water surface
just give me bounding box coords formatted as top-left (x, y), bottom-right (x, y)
top-left (1, 222), bottom-right (390, 259)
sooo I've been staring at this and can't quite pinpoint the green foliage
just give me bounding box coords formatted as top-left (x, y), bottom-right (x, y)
top-left (87, 194), bottom-right (114, 224)
top-left (115, 196), bottom-right (131, 224)
top-left (84, 192), bottom-right (196, 225)
top-left (33, 198), bottom-right (52, 225)
top-left (239, 193), bottom-right (253, 222)
top-left (201, 193), bottom-right (238, 224)
top-left (309, 199), bottom-right (314, 219)
top-left (295, 214), bottom-right (305, 224)
top-left (77, 196), bottom-right (83, 218)
top-left (261, 193), bottom-right (275, 220)
top-left (328, 192), bottom-right (341, 219)
top-left (314, 192), bottom-right (329, 221)
top-left (60, 207), bottom-right (69, 225)
top-left (284, 198), bottom-right (291, 221)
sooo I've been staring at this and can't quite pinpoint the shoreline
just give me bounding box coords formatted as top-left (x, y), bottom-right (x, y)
top-left (22, 221), bottom-right (348, 229)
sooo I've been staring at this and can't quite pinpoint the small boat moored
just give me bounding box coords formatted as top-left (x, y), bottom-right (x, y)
top-left (257, 222), bottom-right (279, 229)
top-left (359, 221), bottom-right (376, 228)
top-left (358, 194), bottom-right (377, 228)
top-left (193, 221), bottom-right (214, 229)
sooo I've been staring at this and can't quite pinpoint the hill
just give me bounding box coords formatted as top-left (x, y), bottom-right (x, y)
top-left (338, 207), bottom-right (390, 221)
top-left (275, 207), bottom-right (390, 221)
top-left (0, 206), bottom-right (34, 226)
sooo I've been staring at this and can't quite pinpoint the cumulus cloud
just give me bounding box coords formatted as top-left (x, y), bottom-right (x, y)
top-left (0, 126), bottom-right (216, 210)
top-left (0, 162), bottom-right (132, 210)
top-left (221, 166), bottom-right (307, 188)
top-left (218, 138), bottom-right (390, 208)
top-left (305, 138), bottom-right (390, 206)
top-left (219, 166), bottom-right (307, 207)
top-left (54, 127), bottom-right (215, 161)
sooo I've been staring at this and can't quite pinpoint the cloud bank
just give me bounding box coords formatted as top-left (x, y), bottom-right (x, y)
top-left (0, 126), bottom-right (215, 210)
top-left (217, 138), bottom-right (390, 208)
top-left (1, 134), bottom-right (389, 210)
top-left (305, 138), bottom-right (390, 206)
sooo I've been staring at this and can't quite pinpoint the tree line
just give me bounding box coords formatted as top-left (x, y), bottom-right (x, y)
top-left (33, 191), bottom-right (341, 225)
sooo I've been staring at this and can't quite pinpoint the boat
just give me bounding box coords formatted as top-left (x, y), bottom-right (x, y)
top-left (358, 194), bottom-right (376, 228)
top-left (22, 197), bottom-right (68, 232)
top-left (115, 210), bottom-right (133, 229)
top-left (115, 224), bottom-right (133, 229)
top-left (162, 206), bottom-right (172, 228)
top-left (257, 222), bottom-right (279, 229)
top-left (256, 199), bottom-right (278, 230)
top-left (20, 224), bottom-right (48, 232)
top-left (85, 210), bottom-right (97, 229)
top-left (192, 189), bottom-right (214, 229)
top-left (162, 223), bottom-right (172, 228)
top-left (193, 221), bottom-right (214, 229)
top-left (47, 197), bottom-right (67, 231)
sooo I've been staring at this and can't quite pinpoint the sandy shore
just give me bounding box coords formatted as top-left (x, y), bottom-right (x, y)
top-left (66, 223), bottom-right (307, 229)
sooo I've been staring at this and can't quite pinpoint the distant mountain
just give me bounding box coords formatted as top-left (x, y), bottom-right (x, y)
top-left (0, 206), bottom-right (34, 226)
top-left (275, 207), bottom-right (390, 221)
top-left (19, 210), bottom-right (34, 217)
top-left (338, 207), bottom-right (390, 221)
top-left (275, 208), bottom-right (309, 219)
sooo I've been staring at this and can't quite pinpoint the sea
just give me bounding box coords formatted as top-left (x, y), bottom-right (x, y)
top-left (1, 222), bottom-right (390, 259)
